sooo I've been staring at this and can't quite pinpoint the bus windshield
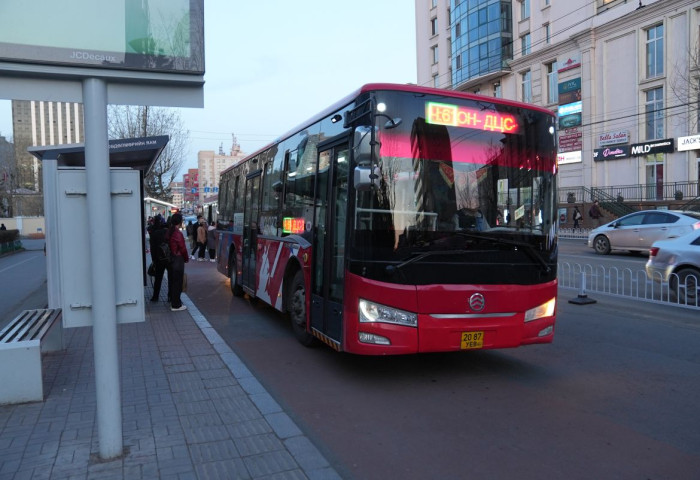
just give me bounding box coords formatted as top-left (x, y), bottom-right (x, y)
top-left (350, 91), bottom-right (558, 284)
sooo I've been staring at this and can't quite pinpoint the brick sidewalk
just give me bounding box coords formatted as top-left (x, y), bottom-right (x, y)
top-left (0, 294), bottom-right (340, 479)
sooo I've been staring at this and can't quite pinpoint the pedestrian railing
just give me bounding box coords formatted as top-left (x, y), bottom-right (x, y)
top-left (558, 227), bottom-right (590, 240)
top-left (558, 261), bottom-right (699, 310)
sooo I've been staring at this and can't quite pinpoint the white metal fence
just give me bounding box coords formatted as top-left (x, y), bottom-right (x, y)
top-left (558, 262), bottom-right (700, 310)
top-left (558, 227), bottom-right (591, 240)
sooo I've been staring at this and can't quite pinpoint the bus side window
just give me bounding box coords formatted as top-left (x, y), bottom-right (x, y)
top-left (233, 172), bottom-right (245, 226)
top-left (218, 177), bottom-right (229, 223)
top-left (260, 148), bottom-right (284, 235)
top-left (283, 149), bottom-right (314, 237)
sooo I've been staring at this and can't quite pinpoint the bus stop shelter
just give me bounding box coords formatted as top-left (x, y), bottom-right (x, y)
top-left (29, 135), bottom-right (169, 323)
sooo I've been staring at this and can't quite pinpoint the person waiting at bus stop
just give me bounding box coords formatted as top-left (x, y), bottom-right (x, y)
top-left (196, 218), bottom-right (208, 261)
top-left (167, 213), bottom-right (189, 312)
top-left (207, 220), bottom-right (217, 262)
top-left (148, 214), bottom-right (171, 302)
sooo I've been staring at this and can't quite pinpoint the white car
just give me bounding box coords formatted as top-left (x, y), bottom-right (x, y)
top-left (645, 230), bottom-right (700, 304)
top-left (587, 209), bottom-right (700, 255)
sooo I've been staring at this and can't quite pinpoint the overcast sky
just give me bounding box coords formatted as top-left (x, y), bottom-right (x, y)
top-left (0, 1), bottom-right (418, 174)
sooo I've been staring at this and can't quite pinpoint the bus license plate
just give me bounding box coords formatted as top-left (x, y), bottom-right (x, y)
top-left (461, 331), bottom-right (484, 349)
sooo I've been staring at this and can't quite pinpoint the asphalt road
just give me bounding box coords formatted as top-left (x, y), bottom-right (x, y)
top-left (0, 239), bottom-right (47, 329)
top-left (184, 259), bottom-right (700, 480)
top-left (4, 240), bottom-right (699, 479)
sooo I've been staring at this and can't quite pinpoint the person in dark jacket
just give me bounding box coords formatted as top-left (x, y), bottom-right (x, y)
top-left (206, 221), bottom-right (217, 262)
top-left (167, 213), bottom-right (189, 311)
top-left (573, 206), bottom-right (582, 230)
top-left (589, 200), bottom-right (604, 227)
top-left (148, 215), bottom-right (171, 302)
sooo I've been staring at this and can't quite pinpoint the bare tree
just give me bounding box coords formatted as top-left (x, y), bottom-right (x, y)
top-left (108, 106), bottom-right (189, 201)
top-left (670, 39), bottom-right (700, 134)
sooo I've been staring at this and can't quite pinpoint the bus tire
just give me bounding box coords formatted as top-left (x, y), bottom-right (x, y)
top-left (229, 256), bottom-right (244, 297)
top-left (288, 270), bottom-right (316, 347)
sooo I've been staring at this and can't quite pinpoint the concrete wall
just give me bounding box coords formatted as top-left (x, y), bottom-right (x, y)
top-left (0, 217), bottom-right (45, 237)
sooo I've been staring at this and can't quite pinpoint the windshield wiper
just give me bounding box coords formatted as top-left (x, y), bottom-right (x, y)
top-left (386, 249), bottom-right (471, 274)
top-left (454, 232), bottom-right (551, 274)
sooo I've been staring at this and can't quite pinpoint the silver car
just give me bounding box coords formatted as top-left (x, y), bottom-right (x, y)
top-left (645, 230), bottom-right (700, 304)
top-left (587, 210), bottom-right (700, 255)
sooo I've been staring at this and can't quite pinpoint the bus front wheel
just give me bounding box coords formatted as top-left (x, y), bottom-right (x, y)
top-left (288, 270), bottom-right (316, 347)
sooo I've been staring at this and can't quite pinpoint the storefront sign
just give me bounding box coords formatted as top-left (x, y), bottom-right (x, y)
top-left (557, 150), bottom-right (582, 165)
top-left (677, 134), bottom-right (700, 151)
top-left (559, 90), bottom-right (581, 105)
top-left (558, 54), bottom-right (581, 73)
top-left (629, 138), bottom-right (674, 156)
top-left (559, 127), bottom-right (582, 141)
top-left (558, 78), bottom-right (581, 106)
top-left (598, 130), bottom-right (629, 147)
top-left (558, 78), bottom-right (581, 94)
top-left (593, 145), bottom-right (630, 161)
top-left (559, 112), bottom-right (581, 129)
top-left (558, 127), bottom-right (582, 153)
top-left (558, 101), bottom-right (582, 117)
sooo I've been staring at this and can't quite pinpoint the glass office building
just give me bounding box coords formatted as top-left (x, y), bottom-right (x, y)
top-left (451, 0), bottom-right (513, 88)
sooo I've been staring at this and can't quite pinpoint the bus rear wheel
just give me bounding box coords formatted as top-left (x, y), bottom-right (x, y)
top-left (229, 257), bottom-right (244, 297)
top-left (288, 270), bottom-right (316, 347)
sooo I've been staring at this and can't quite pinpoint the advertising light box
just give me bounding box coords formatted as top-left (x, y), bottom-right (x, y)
top-left (0, 0), bottom-right (204, 75)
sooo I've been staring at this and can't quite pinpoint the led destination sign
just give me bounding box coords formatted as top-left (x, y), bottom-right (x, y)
top-left (426, 102), bottom-right (519, 133)
top-left (282, 217), bottom-right (305, 234)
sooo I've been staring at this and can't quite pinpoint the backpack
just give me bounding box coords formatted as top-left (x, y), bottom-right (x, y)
top-left (157, 238), bottom-right (172, 266)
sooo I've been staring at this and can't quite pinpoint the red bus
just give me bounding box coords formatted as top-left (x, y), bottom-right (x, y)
top-left (215, 83), bottom-right (558, 354)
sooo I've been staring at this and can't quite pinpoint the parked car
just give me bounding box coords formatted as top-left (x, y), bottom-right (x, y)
top-left (587, 210), bottom-right (700, 255)
top-left (645, 230), bottom-right (700, 304)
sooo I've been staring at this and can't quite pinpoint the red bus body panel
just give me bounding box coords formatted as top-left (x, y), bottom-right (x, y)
top-left (342, 272), bottom-right (556, 355)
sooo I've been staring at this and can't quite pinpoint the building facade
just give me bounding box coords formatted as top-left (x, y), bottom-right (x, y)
top-left (196, 136), bottom-right (246, 207)
top-left (416, 0), bottom-right (700, 206)
top-left (183, 169), bottom-right (199, 214)
top-left (12, 100), bottom-right (84, 192)
top-left (416, 0), bottom-right (455, 89)
top-left (170, 181), bottom-right (184, 210)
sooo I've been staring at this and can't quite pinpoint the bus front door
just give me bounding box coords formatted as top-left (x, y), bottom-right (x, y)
top-left (242, 172), bottom-right (261, 294)
top-left (310, 141), bottom-right (349, 344)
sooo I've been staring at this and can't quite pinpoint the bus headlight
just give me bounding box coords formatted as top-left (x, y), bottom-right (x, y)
top-left (524, 297), bottom-right (556, 323)
top-left (359, 299), bottom-right (418, 328)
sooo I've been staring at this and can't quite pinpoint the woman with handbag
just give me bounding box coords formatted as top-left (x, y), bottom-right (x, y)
top-left (167, 213), bottom-right (189, 312)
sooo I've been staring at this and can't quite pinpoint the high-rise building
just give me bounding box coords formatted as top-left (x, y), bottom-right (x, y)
top-left (171, 181), bottom-right (184, 210)
top-left (416, 0), bottom-right (700, 203)
top-left (183, 169), bottom-right (199, 213)
top-left (416, 0), bottom-right (454, 89)
top-left (197, 135), bottom-right (246, 206)
top-left (12, 100), bottom-right (84, 192)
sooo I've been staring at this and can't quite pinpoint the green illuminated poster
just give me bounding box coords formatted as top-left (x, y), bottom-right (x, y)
top-left (0, 0), bottom-right (203, 74)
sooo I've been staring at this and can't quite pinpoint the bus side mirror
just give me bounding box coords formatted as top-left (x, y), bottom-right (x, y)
top-left (354, 165), bottom-right (379, 191)
top-left (353, 126), bottom-right (372, 165)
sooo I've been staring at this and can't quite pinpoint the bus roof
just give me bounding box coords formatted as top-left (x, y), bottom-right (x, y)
top-left (221, 83), bottom-right (555, 176)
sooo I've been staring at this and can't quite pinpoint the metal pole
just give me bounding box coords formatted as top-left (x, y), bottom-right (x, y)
top-left (82, 78), bottom-right (123, 459)
top-left (569, 271), bottom-right (597, 305)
